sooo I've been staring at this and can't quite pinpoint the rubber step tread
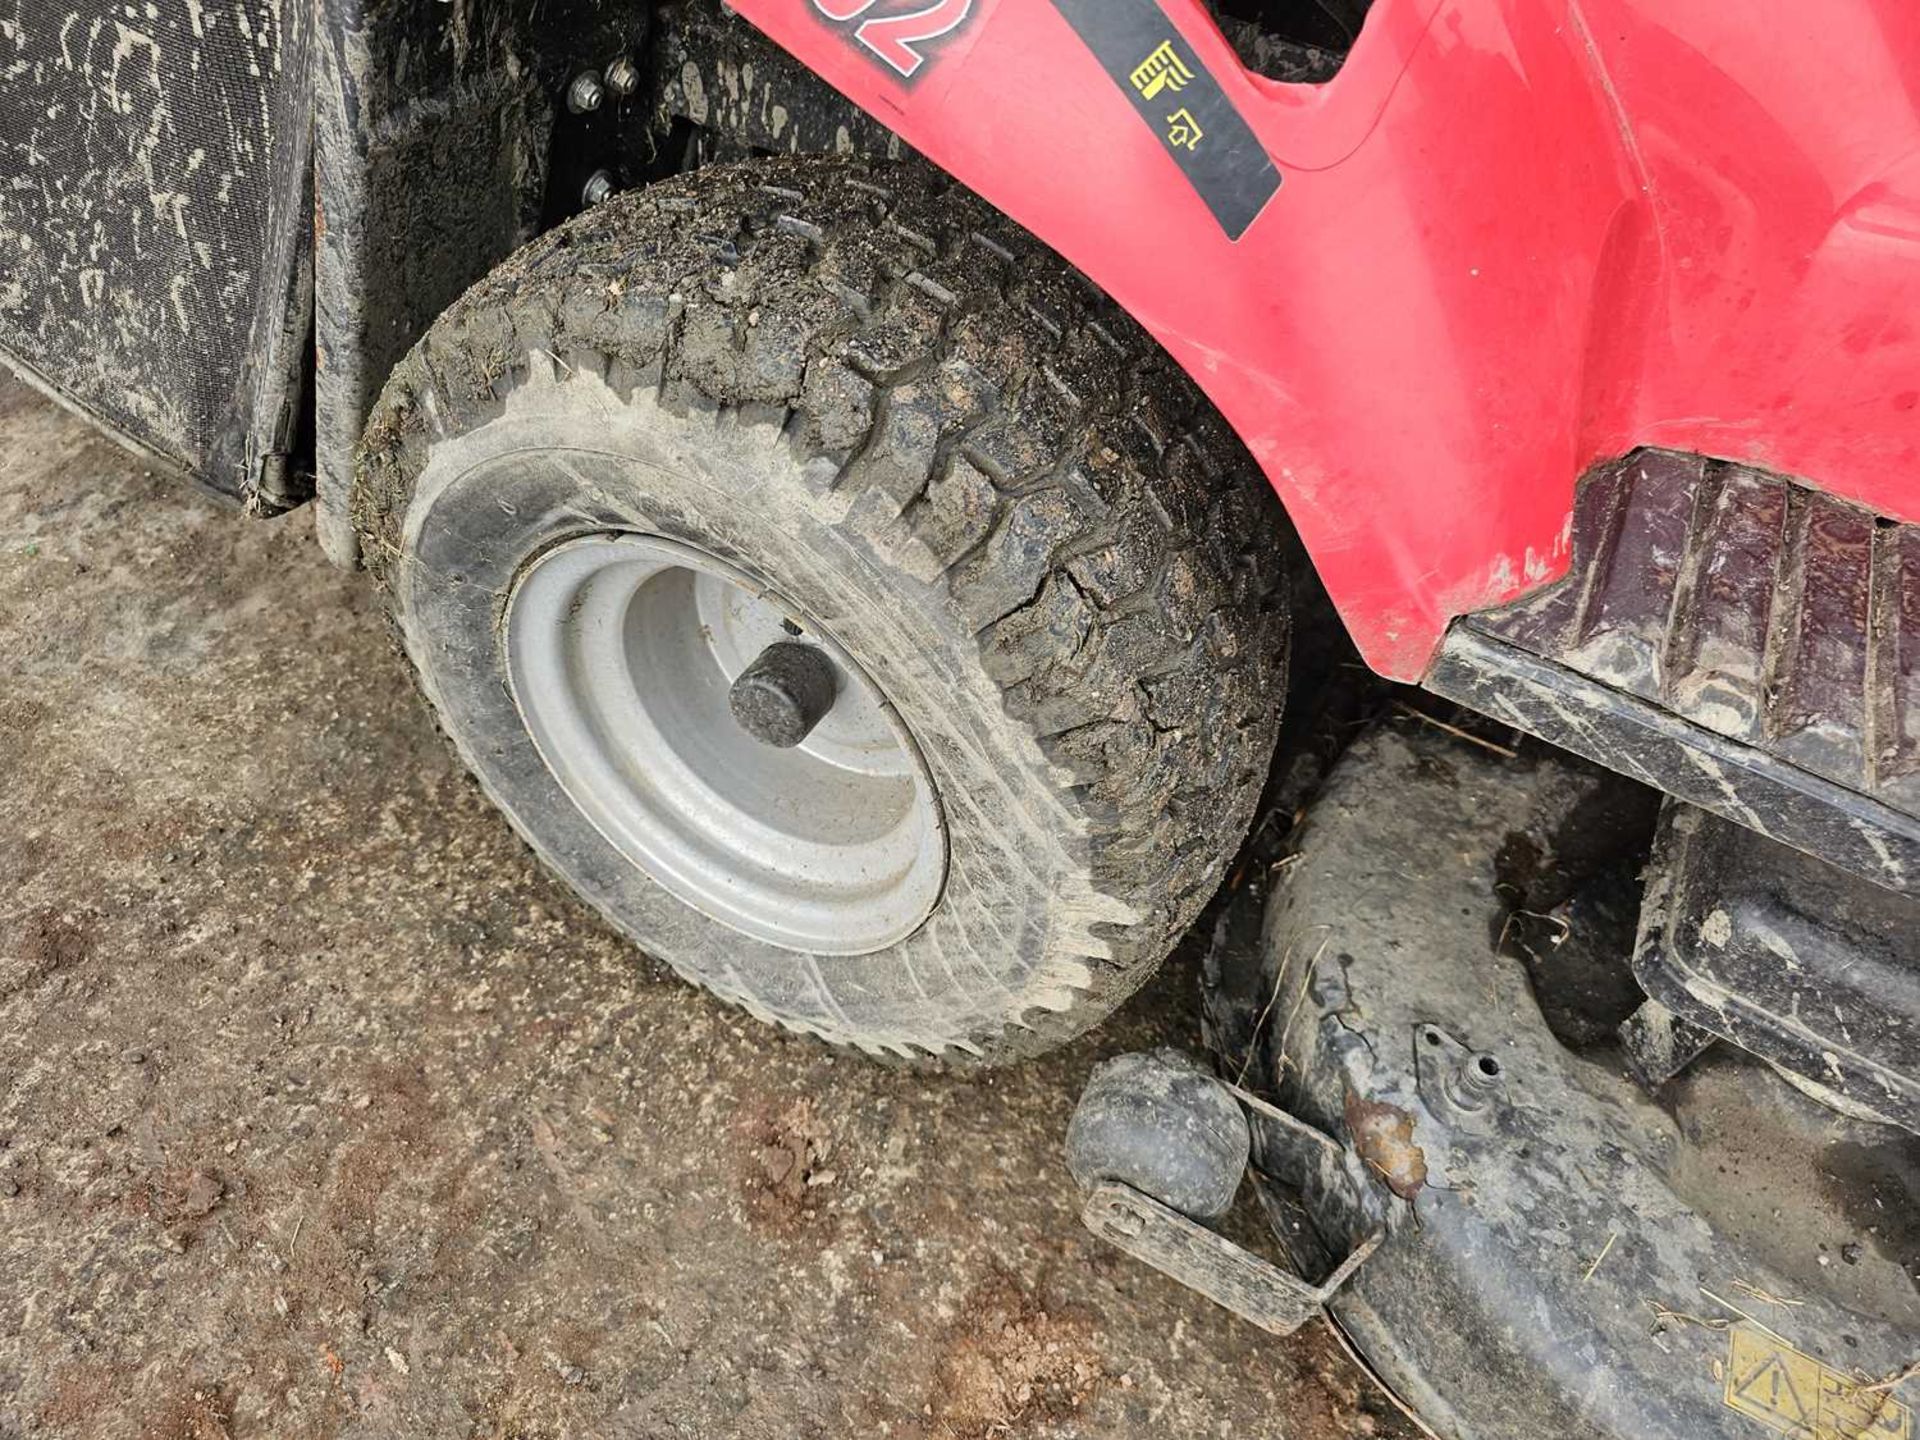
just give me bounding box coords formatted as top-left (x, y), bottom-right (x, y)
top-left (1465, 450), bottom-right (1919, 817)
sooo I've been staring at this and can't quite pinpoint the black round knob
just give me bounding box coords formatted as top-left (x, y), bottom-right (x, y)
top-left (728, 642), bottom-right (838, 748)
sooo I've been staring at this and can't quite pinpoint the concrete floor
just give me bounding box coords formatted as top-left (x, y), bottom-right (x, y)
top-left (0, 374), bottom-right (1408, 1440)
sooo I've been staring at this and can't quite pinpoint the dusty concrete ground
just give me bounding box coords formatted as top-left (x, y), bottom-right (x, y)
top-left (0, 374), bottom-right (1411, 1440)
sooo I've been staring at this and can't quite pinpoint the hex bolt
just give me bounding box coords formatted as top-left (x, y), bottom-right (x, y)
top-left (729, 642), bottom-right (838, 748)
top-left (567, 70), bottom-right (606, 114)
top-left (581, 170), bottom-right (619, 207)
top-left (604, 55), bottom-right (641, 97)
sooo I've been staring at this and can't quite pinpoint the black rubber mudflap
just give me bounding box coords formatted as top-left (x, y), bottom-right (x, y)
top-left (1212, 724), bottom-right (1919, 1440)
top-left (0, 1), bottom-right (312, 504)
top-left (1428, 451), bottom-right (1918, 893)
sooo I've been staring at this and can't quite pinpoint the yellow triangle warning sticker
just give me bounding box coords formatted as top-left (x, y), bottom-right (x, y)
top-left (1732, 1348), bottom-right (1812, 1427)
top-left (1723, 1328), bottom-right (1913, 1439)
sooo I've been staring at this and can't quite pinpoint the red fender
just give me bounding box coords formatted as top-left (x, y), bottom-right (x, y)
top-left (729, 0), bottom-right (1920, 680)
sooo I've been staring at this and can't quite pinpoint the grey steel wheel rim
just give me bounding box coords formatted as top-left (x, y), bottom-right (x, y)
top-left (504, 533), bottom-right (947, 956)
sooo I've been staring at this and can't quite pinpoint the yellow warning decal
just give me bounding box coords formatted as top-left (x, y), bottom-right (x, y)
top-left (1724, 1328), bottom-right (1913, 1439)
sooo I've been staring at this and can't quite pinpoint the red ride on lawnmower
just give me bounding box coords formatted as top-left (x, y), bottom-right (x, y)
top-left (2, 1), bottom-right (1915, 1435)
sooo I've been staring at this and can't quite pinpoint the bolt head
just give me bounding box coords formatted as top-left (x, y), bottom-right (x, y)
top-left (604, 55), bottom-right (640, 97)
top-left (581, 170), bottom-right (618, 207)
top-left (567, 71), bottom-right (606, 113)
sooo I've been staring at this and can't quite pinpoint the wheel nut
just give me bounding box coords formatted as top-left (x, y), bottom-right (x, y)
top-left (567, 70), bottom-right (606, 113)
top-left (604, 55), bottom-right (640, 97)
top-left (729, 642), bottom-right (838, 749)
top-left (581, 170), bottom-right (618, 207)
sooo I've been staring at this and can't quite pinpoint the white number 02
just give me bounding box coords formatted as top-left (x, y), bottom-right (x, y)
top-left (811, 0), bottom-right (973, 79)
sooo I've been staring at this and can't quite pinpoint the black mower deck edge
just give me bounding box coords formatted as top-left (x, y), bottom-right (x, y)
top-left (1203, 724), bottom-right (1919, 1440)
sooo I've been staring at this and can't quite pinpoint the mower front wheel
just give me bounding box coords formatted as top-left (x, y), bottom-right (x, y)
top-left (353, 155), bottom-right (1290, 1061)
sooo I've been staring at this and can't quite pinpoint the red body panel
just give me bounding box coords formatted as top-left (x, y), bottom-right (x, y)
top-left (730, 0), bottom-right (1920, 679)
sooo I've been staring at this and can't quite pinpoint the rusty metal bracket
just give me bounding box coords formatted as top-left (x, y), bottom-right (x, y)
top-left (1080, 1181), bottom-right (1382, 1336)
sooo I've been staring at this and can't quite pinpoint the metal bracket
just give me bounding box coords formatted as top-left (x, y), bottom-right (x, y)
top-left (1080, 1181), bottom-right (1382, 1336)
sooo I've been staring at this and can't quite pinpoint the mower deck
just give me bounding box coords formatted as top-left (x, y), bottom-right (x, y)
top-left (1203, 725), bottom-right (1918, 1440)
